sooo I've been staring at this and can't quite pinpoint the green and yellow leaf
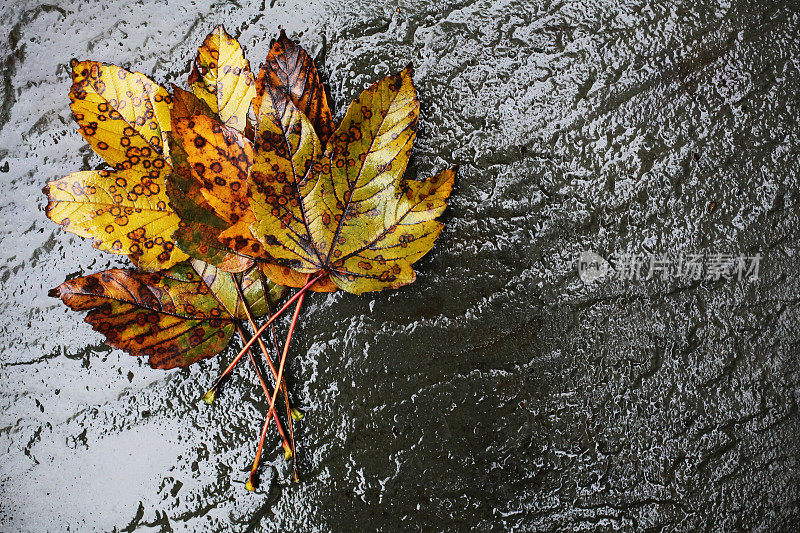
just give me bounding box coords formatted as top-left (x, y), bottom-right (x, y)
top-left (245, 87), bottom-right (322, 269)
top-left (53, 60), bottom-right (187, 270)
top-left (322, 167), bottom-right (455, 294)
top-left (189, 25), bottom-right (256, 131)
top-left (49, 260), bottom-right (283, 369)
top-left (249, 65), bottom-right (453, 294)
top-left (304, 65), bottom-right (420, 265)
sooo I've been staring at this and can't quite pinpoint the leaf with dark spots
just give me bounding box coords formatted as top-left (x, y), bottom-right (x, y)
top-left (165, 90), bottom-right (253, 272)
top-left (46, 60), bottom-right (187, 271)
top-left (69, 60), bottom-right (172, 166)
top-left (49, 260), bottom-right (284, 369)
top-left (227, 75), bottom-right (323, 275)
top-left (189, 25), bottom-right (256, 130)
top-left (250, 66), bottom-right (456, 294)
top-left (170, 108), bottom-right (336, 290)
top-left (44, 166), bottom-right (188, 272)
top-left (172, 221), bottom-right (254, 273)
top-left (255, 30), bottom-right (334, 145)
top-left (173, 114), bottom-right (253, 225)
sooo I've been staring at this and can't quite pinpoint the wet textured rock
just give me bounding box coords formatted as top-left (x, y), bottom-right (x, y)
top-left (0, 0), bottom-right (798, 531)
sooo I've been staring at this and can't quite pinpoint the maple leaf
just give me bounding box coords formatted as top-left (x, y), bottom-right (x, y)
top-left (49, 260), bottom-right (283, 369)
top-left (44, 27), bottom-right (456, 488)
top-left (44, 60), bottom-right (188, 270)
top-left (169, 31), bottom-right (340, 291)
top-left (165, 86), bottom-right (256, 272)
top-left (188, 25), bottom-right (256, 130)
top-left (220, 65), bottom-right (455, 294)
top-left (254, 30), bottom-right (334, 145)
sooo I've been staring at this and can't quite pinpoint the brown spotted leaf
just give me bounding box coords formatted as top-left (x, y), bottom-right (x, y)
top-left (168, 108), bottom-right (339, 289)
top-left (165, 87), bottom-right (253, 272)
top-left (69, 60), bottom-right (172, 167)
top-left (218, 81), bottom-right (338, 291)
top-left (254, 30), bottom-right (334, 144)
top-left (241, 84), bottom-right (321, 268)
top-left (48, 60), bottom-right (186, 270)
top-left (189, 25), bottom-right (256, 131)
top-left (44, 165), bottom-right (189, 271)
top-left (173, 113), bottom-right (253, 225)
top-left (249, 65), bottom-right (455, 294)
top-left (49, 260), bottom-right (284, 369)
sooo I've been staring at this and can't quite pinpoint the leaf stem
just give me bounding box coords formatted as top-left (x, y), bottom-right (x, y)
top-left (246, 409), bottom-right (273, 492)
top-left (206, 271), bottom-right (324, 396)
top-left (234, 323), bottom-right (291, 456)
top-left (248, 274), bottom-right (310, 489)
top-left (259, 269), bottom-right (301, 472)
top-left (231, 273), bottom-right (297, 465)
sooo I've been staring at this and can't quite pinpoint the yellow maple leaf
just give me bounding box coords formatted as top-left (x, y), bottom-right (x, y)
top-left (188, 25), bottom-right (256, 131)
top-left (229, 65), bottom-right (455, 294)
top-left (45, 61), bottom-right (188, 270)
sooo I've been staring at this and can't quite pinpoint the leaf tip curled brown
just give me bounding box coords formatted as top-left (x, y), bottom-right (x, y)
top-left (42, 183), bottom-right (54, 215)
top-left (42, 181), bottom-right (64, 222)
top-left (47, 286), bottom-right (62, 299)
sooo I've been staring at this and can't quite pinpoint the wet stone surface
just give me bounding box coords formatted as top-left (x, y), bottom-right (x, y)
top-left (1, 0), bottom-right (799, 531)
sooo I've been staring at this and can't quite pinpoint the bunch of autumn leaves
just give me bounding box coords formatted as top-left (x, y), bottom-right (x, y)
top-left (45, 26), bottom-right (454, 489)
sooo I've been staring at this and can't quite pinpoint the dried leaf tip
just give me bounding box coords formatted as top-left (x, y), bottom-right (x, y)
top-left (275, 29), bottom-right (300, 50)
